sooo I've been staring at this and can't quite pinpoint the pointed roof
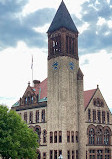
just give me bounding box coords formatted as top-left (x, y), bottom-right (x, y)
top-left (47, 1), bottom-right (78, 33)
top-left (84, 89), bottom-right (97, 109)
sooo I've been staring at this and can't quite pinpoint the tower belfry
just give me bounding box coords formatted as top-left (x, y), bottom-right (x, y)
top-left (47, 1), bottom-right (86, 159)
top-left (47, 0), bottom-right (79, 60)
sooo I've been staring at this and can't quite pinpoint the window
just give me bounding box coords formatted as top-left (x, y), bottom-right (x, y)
top-left (28, 96), bottom-right (30, 104)
top-left (89, 149), bottom-right (95, 159)
top-left (107, 112), bottom-right (109, 123)
top-left (50, 150), bottom-right (53, 159)
top-left (76, 131), bottom-right (78, 143)
top-left (88, 109), bottom-right (91, 121)
top-left (67, 150), bottom-right (70, 159)
top-left (37, 151), bottom-right (41, 159)
top-left (97, 150), bottom-right (103, 159)
top-left (93, 110), bottom-right (96, 123)
top-left (97, 110), bottom-right (101, 123)
top-left (76, 150), bottom-right (78, 159)
top-left (41, 110), bottom-right (45, 122)
top-left (35, 127), bottom-right (41, 144)
top-left (96, 128), bottom-right (103, 145)
top-left (105, 149), bottom-right (110, 159)
top-left (51, 35), bottom-right (61, 55)
top-left (59, 131), bottom-right (62, 143)
top-left (36, 110), bottom-right (39, 123)
top-left (29, 111), bottom-right (33, 123)
top-left (43, 130), bottom-right (47, 143)
top-left (59, 150), bottom-right (62, 156)
top-left (54, 131), bottom-right (57, 143)
top-left (24, 112), bottom-right (27, 123)
top-left (66, 36), bottom-right (75, 55)
top-left (89, 128), bottom-right (95, 145)
top-left (54, 150), bottom-right (57, 159)
top-left (71, 131), bottom-right (74, 143)
top-left (31, 96), bottom-right (33, 104)
top-left (72, 151), bottom-right (74, 159)
top-left (50, 132), bottom-right (53, 143)
top-left (67, 131), bottom-right (70, 142)
top-left (102, 111), bottom-right (105, 123)
top-left (25, 97), bottom-right (27, 105)
top-left (43, 152), bottom-right (46, 159)
top-left (104, 129), bottom-right (110, 145)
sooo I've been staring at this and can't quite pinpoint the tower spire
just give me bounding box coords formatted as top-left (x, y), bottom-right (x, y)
top-left (47, 0), bottom-right (78, 33)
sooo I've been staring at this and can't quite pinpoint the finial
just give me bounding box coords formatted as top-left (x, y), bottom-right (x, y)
top-left (97, 84), bottom-right (99, 89)
top-left (28, 81), bottom-right (30, 86)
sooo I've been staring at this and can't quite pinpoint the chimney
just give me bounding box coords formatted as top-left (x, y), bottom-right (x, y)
top-left (33, 80), bottom-right (40, 87)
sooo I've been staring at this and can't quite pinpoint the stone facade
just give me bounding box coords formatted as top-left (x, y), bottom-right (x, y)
top-left (11, 1), bottom-right (112, 159)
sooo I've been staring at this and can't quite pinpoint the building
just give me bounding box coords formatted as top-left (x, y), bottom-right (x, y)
top-left (11, 1), bottom-right (112, 159)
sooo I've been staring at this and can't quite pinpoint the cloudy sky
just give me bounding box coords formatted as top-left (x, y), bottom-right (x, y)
top-left (0, 0), bottom-right (112, 110)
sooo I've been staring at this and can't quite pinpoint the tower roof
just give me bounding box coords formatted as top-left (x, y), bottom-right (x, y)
top-left (47, 1), bottom-right (78, 33)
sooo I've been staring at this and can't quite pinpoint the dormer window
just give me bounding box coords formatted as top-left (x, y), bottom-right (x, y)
top-left (25, 97), bottom-right (27, 105)
top-left (28, 96), bottom-right (30, 104)
top-left (31, 96), bottom-right (33, 104)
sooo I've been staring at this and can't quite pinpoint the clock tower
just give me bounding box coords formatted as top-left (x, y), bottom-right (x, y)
top-left (47, 1), bottom-right (86, 159)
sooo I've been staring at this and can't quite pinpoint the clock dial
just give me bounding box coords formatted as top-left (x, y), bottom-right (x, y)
top-left (69, 62), bottom-right (74, 70)
top-left (52, 62), bottom-right (58, 70)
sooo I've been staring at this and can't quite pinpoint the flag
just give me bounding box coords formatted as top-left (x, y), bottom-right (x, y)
top-left (31, 55), bottom-right (33, 69)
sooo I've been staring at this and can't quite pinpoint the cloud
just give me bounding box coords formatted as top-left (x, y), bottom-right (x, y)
top-left (80, 50), bottom-right (112, 108)
top-left (78, 0), bottom-right (112, 55)
top-left (0, 0), bottom-right (55, 50)
top-left (0, 0), bottom-right (28, 15)
top-left (23, 8), bottom-right (55, 28)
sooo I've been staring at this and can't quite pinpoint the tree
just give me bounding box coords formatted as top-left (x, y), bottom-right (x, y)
top-left (0, 105), bottom-right (39, 159)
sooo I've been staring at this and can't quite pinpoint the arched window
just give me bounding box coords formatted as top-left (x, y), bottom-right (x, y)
top-left (28, 96), bottom-right (30, 104)
top-left (35, 126), bottom-right (41, 144)
top-left (25, 97), bottom-right (27, 105)
top-left (104, 129), bottom-right (110, 145)
top-left (50, 132), bottom-right (53, 143)
top-left (31, 96), bottom-right (33, 104)
top-left (96, 128), bottom-right (103, 145)
top-left (43, 130), bottom-right (47, 143)
top-left (89, 128), bottom-right (95, 145)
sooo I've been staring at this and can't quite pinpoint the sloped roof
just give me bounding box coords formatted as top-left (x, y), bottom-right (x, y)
top-left (84, 89), bottom-right (97, 109)
top-left (47, 0), bottom-right (78, 33)
top-left (31, 78), bottom-right (47, 100)
top-left (13, 78), bottom-right (97, 109)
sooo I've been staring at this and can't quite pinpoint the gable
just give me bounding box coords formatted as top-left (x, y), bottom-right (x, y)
top-left (85, 87), bottom-right (111, 113)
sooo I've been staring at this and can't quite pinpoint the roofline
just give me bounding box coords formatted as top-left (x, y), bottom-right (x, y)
top-left (85, 89), bottom-right (97, 111)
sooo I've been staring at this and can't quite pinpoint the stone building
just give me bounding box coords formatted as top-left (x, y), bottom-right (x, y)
top-left (11, 1), bottom-right (112, 159)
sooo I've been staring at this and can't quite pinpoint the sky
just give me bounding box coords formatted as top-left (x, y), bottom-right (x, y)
top-left (0, 0), bottom-right (112, 110)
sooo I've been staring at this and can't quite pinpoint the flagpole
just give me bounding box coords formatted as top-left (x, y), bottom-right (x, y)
top-left (31, 55), bottom-right (33, 86)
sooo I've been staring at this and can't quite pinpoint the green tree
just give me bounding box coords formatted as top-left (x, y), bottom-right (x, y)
top-left (0, 105), bottom-right (39, 159)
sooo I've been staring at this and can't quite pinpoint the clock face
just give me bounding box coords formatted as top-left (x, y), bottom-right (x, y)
top-left (52, 61), bottom-right (58, 70)
top-left (69, 62), bottom-right (75, 70)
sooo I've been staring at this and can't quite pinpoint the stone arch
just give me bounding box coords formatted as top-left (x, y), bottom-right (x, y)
top-left (35, 125), bottom-right (41, 144)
